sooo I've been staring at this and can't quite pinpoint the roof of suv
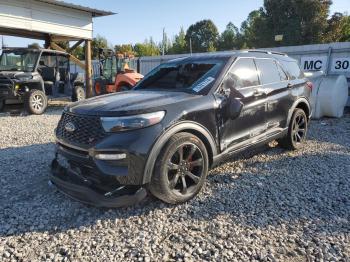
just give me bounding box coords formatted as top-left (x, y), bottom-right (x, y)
top-left (170, 50), bottom-right (296, 63)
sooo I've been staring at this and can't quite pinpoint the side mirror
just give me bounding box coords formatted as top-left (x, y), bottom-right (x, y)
top-left (221, 74), bottom-right (236, 97)
top-left (229, 99), bottom-right (243, 120)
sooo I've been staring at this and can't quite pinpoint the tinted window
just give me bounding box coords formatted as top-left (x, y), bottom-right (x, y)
top-left (280, 61), bottom-right (304, 80)
top-left (227, 58), bottom-right (259, 89)
top-left (255, 59), bottom-right (281, 85)
top-left (135, 60), bottom-right (224, 94)
top-left (275, 61), bottom-right (288, 81)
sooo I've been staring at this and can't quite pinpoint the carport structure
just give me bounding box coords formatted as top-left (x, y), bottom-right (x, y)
top-left (0, 0), bottom-right (115, 97)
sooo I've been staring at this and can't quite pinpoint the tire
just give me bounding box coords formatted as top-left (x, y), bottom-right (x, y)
top-left (148, 132), bottom-right (209, 204)
top-left (72, 86), bottom-right (86, 102)
top-left (0, 99), bottom-right (4, 112)
top-left (94, 80), bottom-right (106, 96)
top-left (278, 108), bottom-right (308, 150)
top-left (24, 89), bottom-right (48, 115)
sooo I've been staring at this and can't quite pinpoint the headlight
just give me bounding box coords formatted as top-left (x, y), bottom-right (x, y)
top-left (101, 111), bottom-right (166, 132)
top-left (16, 75), bottom-right (33, 81)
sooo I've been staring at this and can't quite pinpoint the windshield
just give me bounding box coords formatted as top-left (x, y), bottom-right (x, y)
top-left (135, 59), bottom-right (225, 94)
top-left (0, 50), bottom-right (40, 72)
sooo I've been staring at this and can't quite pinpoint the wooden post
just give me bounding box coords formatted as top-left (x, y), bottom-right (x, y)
top-left (44, 34), bottom-right (52, 49)
top-left (85, 40), bottom-right (93, 98)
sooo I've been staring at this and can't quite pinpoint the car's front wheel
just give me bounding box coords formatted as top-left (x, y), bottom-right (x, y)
top-left (278, 108), bottom-right (308, 150)
top-left (24, 90), bottom-right (48, 115)
top-left (149, 132), bottom-right (209, 204)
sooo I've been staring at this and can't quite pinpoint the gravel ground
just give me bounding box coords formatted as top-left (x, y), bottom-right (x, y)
top-left (0, 106), bottom-right (349, 262)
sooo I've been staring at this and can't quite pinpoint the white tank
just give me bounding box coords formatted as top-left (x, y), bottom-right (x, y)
top-left (307, 73), bottom-right (349, 119)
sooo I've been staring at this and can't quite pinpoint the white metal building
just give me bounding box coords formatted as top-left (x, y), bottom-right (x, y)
top-left (0, 0), bottom-right (114, 96)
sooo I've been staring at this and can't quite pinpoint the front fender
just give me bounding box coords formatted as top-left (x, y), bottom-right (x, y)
top-left (142, 121), bottom-right (218, 184)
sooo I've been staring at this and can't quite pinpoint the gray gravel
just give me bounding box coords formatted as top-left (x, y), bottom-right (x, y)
top-left (0, 107), bottom-right (349, 262)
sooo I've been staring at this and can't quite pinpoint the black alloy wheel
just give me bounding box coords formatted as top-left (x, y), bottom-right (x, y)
top-left (278, 108), bottom-right (308, 150)
top-left (149, 132), bottom-right (209, 204)
top-left (166, 143), bottom-right (204, 197)
top-left (292, 112), bottom-right (307, 144)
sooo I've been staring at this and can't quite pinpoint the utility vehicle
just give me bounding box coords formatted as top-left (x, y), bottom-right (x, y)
top-left (94, 48), bottom-right (143, 95)
top-left (0, 48), bottom-right (86, 114)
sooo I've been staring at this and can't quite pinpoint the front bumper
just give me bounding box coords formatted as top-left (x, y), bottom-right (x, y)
top-left (50, 157), bottom-right (147, 208)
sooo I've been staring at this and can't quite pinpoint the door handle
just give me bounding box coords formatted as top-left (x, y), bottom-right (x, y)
top-left (287, 83), bottom-right (293, 89)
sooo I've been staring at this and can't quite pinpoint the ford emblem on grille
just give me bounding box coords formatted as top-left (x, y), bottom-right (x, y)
top-left (65, 122), bottom-right (76, 133)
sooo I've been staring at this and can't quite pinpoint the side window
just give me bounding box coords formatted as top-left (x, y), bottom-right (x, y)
top-left (39, 53), bottom-right (57, 68)
top-left (255, 59), bottom-right (281, 85)
top-left (280, 61), bottom-right (304, 80)
top-left (226, 58), bottom-right (260, 89)
top-left (275, 61), bottom-right (288, 81)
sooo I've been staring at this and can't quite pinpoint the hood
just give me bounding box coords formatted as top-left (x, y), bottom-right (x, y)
top-left (0, 71), bottom-right (25, 78)
top-left (68, 90), bottom-right (199, 116)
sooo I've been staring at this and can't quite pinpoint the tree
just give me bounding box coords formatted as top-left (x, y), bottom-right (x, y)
top-left (168, 27), bottom-right (187, 54)
top-left (323, 12), bottom-right (350, 42)
top-left (71, 46), bottom-right (85, 60)
top-left (217, 22), bottom-right (239, 51)
top-left (56, 41), bottom-right (69, 50)
top-left (91, 35), bottom-right (109, 59)
top-left (28, 43), bottom-right (41, 49)
top-left (160, 31), bottom-right (172, 55)
top-left (115, 44), bottom-right (136, 56)
top-left (240, 8), bottom-right (272, 48)
top-left (134, 38), bottom-right (160, 57)
top-left (185, 20), bottom-right (219, 53)
top-left (263, 0), bottom-right (332, 46)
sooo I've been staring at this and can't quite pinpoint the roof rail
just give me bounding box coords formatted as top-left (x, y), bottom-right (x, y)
top-left (244, 50), bottom-right (287, 56)
top-left (270, 51), bottom-right (288, 56)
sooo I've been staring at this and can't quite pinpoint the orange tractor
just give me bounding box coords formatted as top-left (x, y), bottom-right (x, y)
top-left (94, 49), bottom-right (144, 95)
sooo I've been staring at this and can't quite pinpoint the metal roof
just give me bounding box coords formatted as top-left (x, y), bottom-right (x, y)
top-left (34, 0), bottom-right (116, 17)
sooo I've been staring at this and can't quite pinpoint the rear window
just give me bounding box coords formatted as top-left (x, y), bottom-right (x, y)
top-left (255, 59), bottom-right (281, 85)
top-left (280, 61), bottom-right (304, 80)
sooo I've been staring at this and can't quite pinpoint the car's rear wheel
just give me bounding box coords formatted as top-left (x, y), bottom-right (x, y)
top-left (24, 89), bottom-right (48, 115)
top-left (94, 80), bottom-right (106, 96)
top-left (72, 86), bottom-right (86, 102)
top-left (278, 108), bottom-right (308, 150)
top-left (148, 132), bottom-right (209, 204)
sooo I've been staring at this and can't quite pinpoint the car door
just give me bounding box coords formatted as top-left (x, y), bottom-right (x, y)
top-left (217, 57), bottom-right (268, 151)
top-left (255, 58), bottom-right (293, 131)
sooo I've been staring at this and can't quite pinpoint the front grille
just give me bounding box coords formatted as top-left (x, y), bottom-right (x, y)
top-left (56, 112), bottom-right (106, 147)
top-left (0, 76), bottom-right (13, 84)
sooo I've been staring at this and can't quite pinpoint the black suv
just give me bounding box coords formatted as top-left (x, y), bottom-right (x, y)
top-left (51, 51), bottom-right (312, 207)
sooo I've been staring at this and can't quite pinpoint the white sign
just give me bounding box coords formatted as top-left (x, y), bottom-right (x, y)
top-left (331, 58), bottom-right (350, 72)
top-left (301, 56), bottom-right (328, 71)
top-left (301, 56), bottom-right (350, 73)
top-left (275, 35), bottom-right (283, 42)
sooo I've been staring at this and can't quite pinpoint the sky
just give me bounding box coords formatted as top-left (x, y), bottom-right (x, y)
top-left (2, 0), bottom-right (350, 47)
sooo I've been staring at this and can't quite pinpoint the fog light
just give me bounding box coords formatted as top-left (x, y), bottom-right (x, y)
top-left (15, 84), bottom-right (20, 90)
top-left (95, 153), bottom-right (127, 161)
